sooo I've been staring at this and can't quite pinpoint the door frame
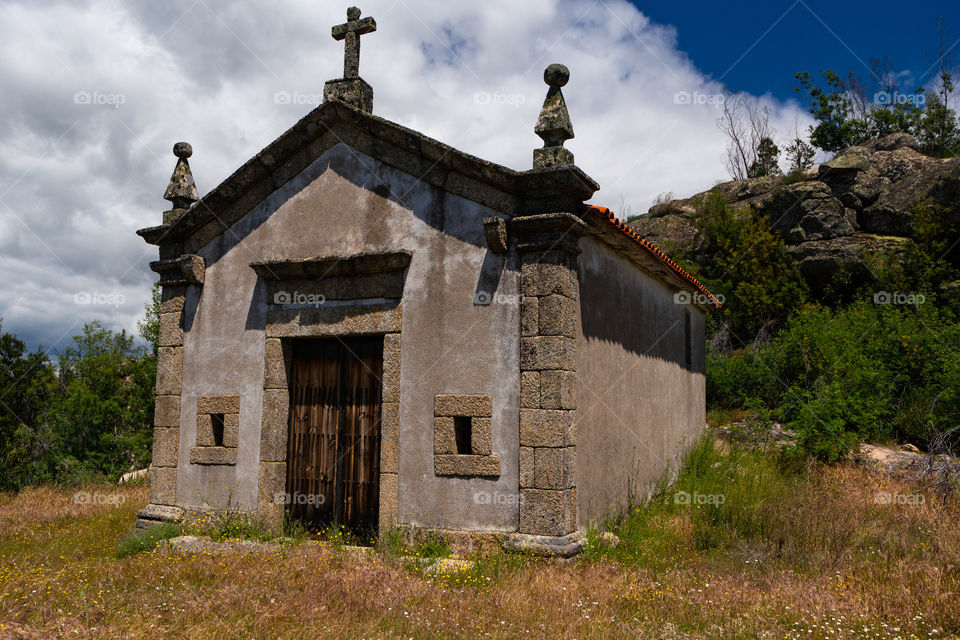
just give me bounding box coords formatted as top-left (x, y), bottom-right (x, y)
top-left (257, 308), bottom-right (401, 536)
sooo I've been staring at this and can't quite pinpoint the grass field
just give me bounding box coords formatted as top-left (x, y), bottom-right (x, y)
top-left (1, 438), bottom-right (957, 639)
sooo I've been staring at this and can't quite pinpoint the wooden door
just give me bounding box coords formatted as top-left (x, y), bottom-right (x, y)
top-left (285, 337), bottom-right (383, 533)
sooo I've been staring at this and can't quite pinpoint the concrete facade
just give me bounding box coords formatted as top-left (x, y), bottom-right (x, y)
top-left (135, 52), bottom-right (716, 552)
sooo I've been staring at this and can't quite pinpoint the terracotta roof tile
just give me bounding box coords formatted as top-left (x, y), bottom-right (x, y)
top-left (583, 205), bottom-right (722, 308)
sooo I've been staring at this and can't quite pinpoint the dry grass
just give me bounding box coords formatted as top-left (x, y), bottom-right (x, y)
top-left (0, 450), bottom-right (958, 639)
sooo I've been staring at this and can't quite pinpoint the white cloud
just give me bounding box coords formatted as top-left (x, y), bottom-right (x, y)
top-left (0, 0), bottom-right (811, 350)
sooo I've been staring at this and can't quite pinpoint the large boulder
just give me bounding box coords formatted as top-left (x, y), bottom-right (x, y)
top-left (787, 234), bottom-right (912, 292)
top-left (757, 181), bottom-right (855, 242)
top-left (625, 133), bottom-right (958, 294)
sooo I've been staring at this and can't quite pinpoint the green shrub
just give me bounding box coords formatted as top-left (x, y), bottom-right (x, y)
top-left (115, 523), bottom-right (180, 558)
top-left (708, 301), bottom-right (960, 459)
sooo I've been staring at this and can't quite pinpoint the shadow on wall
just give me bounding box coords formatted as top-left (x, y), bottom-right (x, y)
top-left (578, 270), bottom-right (702, 374)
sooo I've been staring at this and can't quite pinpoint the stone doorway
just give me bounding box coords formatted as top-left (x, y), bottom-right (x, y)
top-left (285, 337), bottom-right (384, 534)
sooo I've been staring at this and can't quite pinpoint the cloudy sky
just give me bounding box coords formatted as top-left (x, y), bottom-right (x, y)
top-left (0, 0), bottom-right (953, 353)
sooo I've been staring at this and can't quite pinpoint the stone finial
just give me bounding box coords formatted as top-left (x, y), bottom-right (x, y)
top-left (324, 7), bottom-right (377, 113)
top-left (163, 142), bottom-right (199, 211)
top-left (534, 64), bottom-right (575, 169)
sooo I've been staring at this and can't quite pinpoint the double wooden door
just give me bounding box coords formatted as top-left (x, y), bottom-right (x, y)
top-left (285, 337), bottom-right (383, 533)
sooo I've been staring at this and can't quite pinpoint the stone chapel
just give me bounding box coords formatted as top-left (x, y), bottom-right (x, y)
top-left (135, 7), bottom-right (719, 555)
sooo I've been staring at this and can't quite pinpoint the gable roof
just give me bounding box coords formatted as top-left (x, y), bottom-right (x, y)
top-left (137, 100), bottom-right (717, 309)
top-left (137, 100), bottom-right (598, 250)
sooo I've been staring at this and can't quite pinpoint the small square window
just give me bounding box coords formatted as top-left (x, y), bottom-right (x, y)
top-left (211, 413), bottom-right (225, 447)
top-left (453, 416), bottom-right (472, 455)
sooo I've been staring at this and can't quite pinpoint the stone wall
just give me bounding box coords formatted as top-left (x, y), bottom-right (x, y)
top-left (574, 235), bottom-right (706, 526)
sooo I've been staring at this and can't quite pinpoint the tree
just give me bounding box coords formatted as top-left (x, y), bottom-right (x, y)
top-left (794, 70), bottom-right (863, 152)
top-left (718, 92), bottom-right (775, 180)
top-left (138, 282), bottom-right (161, 355)
top-left (795, 65), bottom-right (925, 153)
top-left (48, 322), bottom-right (156, 482)
top-left (0, 321), bottom-right (55, 490)
top-left (784, 120), bottom-right (817, 175)
top-left (749, 137), bottom-right (781, 177)
top-left (918, 19), bottom-right (960, 157)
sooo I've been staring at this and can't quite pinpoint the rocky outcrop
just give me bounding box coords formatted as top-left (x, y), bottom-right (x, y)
top-left (629, 133), bottom-right (960, 291)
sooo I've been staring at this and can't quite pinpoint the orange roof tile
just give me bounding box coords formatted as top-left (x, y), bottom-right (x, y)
top-left (583, 205), bottom-right (722, 308)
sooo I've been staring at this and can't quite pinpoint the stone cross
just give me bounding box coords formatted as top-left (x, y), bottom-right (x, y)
top-left (331, 7), bottom-right (376, 79)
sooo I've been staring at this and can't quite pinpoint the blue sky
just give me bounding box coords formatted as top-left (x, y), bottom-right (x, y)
top-left (635, 0), bottom-right (960, 102)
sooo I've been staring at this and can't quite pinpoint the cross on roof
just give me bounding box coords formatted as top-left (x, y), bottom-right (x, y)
top-left (331, 7), bottom-right (376, 79)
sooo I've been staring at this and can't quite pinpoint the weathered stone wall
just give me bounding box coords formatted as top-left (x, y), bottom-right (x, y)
top-left (176, 143), bottom-right (521, 531)
top-left (574, 235), bottom-right (706, 527)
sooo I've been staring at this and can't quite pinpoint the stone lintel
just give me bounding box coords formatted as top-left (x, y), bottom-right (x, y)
top-left (197, 394), bottom-right (241, 414)
top-left (434, 394), bottom-right (492, 417)
top-left (265, 304), bottom-right (401, 338)
top-left (251, 251), bottom-right (411, 281)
